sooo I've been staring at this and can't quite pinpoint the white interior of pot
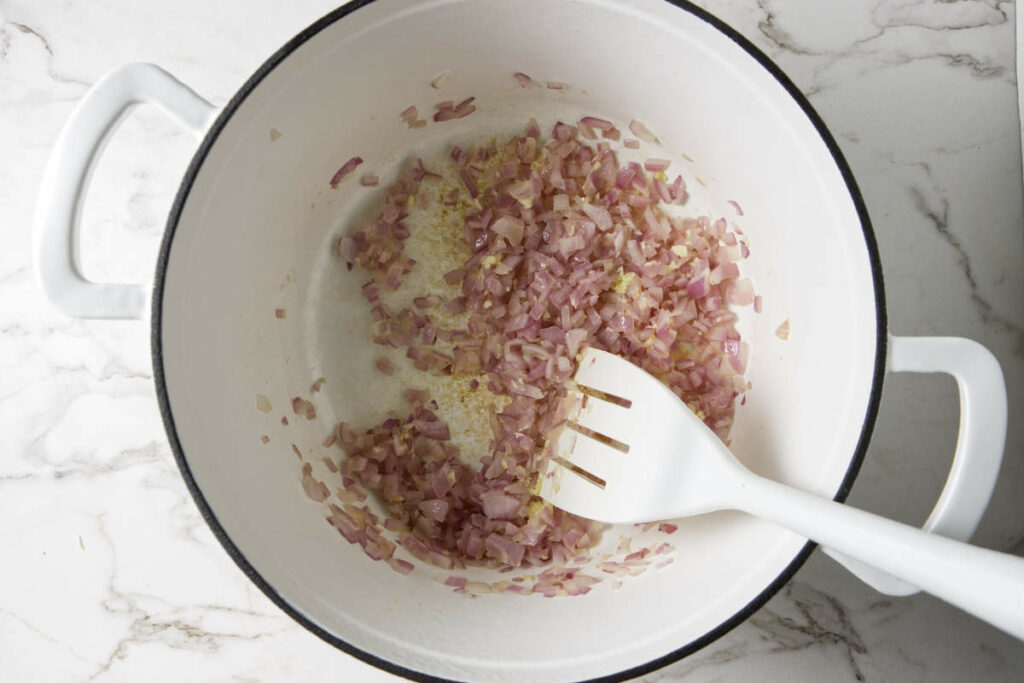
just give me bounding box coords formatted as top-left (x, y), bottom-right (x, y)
top-left (158, 0), bottom-right (880, 679)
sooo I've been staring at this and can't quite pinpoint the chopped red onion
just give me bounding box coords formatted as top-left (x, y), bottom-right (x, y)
top-left (491, 216), bottom-right (525, 246)
top-left (728, 278), bottom-right (755, 306)
top-left (644, 158), bottom-right (670, 173)
top-left (328, 119), bottom-right (753, 582)
top-left (375, 356), bottom-right (395, 376)
top-left (413, 418), bottom-right (451, 440)
top-left (486, 534), bottom-right (526, 565)
top-left (431, 71), bottom-right (451, 89)
top-left (628, 119), bottom-right (658, 144)
top-left (434, 96), bottom-right (477, 122)
top-left (292, 397), bottom-right (317, 420)
top-left (329, 157), bottom-right (363, 188)
top-left (580, 203), bottom-right (613, 231)
top-left (419, 499), bottom-right (449, 522)
top-left (388, 558), bottom-right (414, 575)
top-left (513, 72), bottom-right (535, 88)
top-left (579, 116), bottom-right (613, 132)
top-left (400, 105), bottom-right (418, 125)
top-left (302, 463), bottom-right (330, 502)
top-left (687, 276), bottom-right (709, 299)
top-left (481, 491), bottom-right (521, 520)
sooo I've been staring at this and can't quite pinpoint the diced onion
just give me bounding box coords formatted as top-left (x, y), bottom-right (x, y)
top-left (327, 118), bottom-right (753, 582)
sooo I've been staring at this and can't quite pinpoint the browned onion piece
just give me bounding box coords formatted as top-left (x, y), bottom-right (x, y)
top-left (292, 397), bottom-right (317, 420)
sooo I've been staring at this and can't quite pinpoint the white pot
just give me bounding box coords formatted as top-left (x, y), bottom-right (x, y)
top-left (34, 1), bottom-right (1007, 680)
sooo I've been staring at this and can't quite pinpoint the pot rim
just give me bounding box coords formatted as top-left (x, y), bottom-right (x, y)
top-left (150, 1), bottom-right (888, 680)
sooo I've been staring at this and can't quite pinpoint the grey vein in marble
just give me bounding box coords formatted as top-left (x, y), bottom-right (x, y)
top-left (907, 181), bottom-right (1024, 348)
top-left (0, 17), bottom-right (90, 88)
top-left (873, 0), bottom-right (1008, 32)
top-left (745, 0), bottom-right (1014, 99)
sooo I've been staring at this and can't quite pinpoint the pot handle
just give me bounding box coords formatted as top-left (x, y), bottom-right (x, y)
top-left (823, 335), bottom-right (1008, 596)
top-left (33, 63), bottom-right (216, 320)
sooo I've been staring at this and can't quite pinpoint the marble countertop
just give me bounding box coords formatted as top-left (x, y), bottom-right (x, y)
top-left (2, 0), bottom-right (1022, 680)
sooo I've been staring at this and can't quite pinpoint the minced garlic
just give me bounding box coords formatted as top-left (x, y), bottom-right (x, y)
top-left (610, 268), bottom-right (635, 294)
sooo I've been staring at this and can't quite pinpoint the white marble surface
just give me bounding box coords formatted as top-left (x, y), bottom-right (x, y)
top-left (1, 0), bottom-right (1022, 680)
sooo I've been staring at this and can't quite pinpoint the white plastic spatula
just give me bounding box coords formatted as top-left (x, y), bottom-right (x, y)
top-left (540, 347), bottom-right (1024, 640)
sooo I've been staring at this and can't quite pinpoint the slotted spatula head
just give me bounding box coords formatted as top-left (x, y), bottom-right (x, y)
top-left (539, 347), bottom-right (741, 524)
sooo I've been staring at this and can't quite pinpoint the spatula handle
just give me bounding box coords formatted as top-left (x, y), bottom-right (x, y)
top-left (732, 473), bottom-right (1024, 640)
